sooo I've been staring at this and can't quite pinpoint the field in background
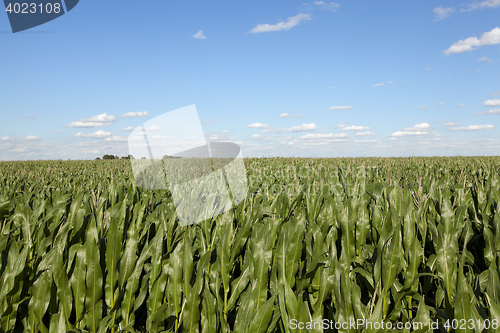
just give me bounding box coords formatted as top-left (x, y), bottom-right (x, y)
top-left (1, 157), bottom-right (500, 332)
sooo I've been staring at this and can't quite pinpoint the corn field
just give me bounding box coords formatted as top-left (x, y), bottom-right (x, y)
top-left (1, 157), bottom-right (500, 333)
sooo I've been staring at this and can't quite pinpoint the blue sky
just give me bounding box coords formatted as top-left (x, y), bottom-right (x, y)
top-left (1, 0), bottom-right (499, 160)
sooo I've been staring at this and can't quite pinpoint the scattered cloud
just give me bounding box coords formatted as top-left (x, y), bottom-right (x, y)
top-left (476, 108), bottom-right (500, 115)
top-left (203, 119), bottom-right (217, 124)
top-left (64, 121), bottom-right (110, 128)
top-left (289, 123), bottom-right (317, 132)
top-left (248, 123), bottom-right (269, 128)
top-left (460, 0), bottom-right (500, 12)
top-left (51, 130), bottom-right (61, 133)
top-left (387, 81), bottom-right (393, 84)
top-left (329, 86), bottom-right (336, 89)
top-left (390, 122), bottom-right (431, 138)
top-left (355, 131), bottom-right (376, 136)
top-left (438, 102), bottom-right (445, 105)
top-left (208, 130), bottom-right (236, 141)
top-left (122, 126), bottom-right (136, 132)
top-left (443, 122), bottom-right (462, 127)
top-left (372, 83), bottom-right (385, 87)
top-left (354, 139), bottom-right (378, 143)
top-left (433, 7), bottom-right (455, 21)
top-left (492, 91), bottom-right (500, 96)
top-left (279, 112), bottom-right (303, 118)
top-left (25, 135), bottom-right (40, 140)
top-left (425, 67), bottom-right (431, 70)
top-left (193, 30), bottom-right (207, 39)
top-left (342, 125), bottom-right (370, 131)
top-left (249, 13), bottom-right (311, 33)
top-left (145, 125), bottom-right (162, 131)
top-left (443, 27), bottom-right (500, 55)
top-left (1, 137), bottom-right (10, 141)
top-left (119, 111), bottom-right (149, 118)
top-left (390, 131), bottom-right (429, 137)
top-left (261, 123), bottom-right (317, 133)
top-left (327, 105), bottom-right (353, 110)
top-left (478, 56), bottom-right (494, 63)
top-left (299, 133), bottom-right (347, 139)
top-left (405, 123), bottom-right (431, 131)
top-left (449, 124), bottom-right (494, 130)
top-left (314, 1), bottom-right (340, 12)
top-left (83, 113), bottom-right (116, 122)
top-left (64, 113), bottom-right (116, 128)
top-left (416, 105), bottom-right (428, 109)
top-left (26, 115), bottom-right (35, 119)
top-left (104, 135), bottom-right (127, 142)
top-left (483, 99), bottom-right (500, 106)
top-left (459, 103), bottom-right (464, 106)
top-left (75, 130), bottom-right (112, 138)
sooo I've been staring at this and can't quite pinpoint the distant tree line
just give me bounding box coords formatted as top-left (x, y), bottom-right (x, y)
top-left (95, 154), bottom-right (134, 160)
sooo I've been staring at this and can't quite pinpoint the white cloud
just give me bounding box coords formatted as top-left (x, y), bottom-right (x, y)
top-left (289, 123), bottom-right (317, 132)
top-left (460, 0), bottom-right (500, 12)
top-left (387, 81), bottom-right (393, 84)
top-left (443, 122), bottom-right (462, 127)
top-left (390, 122), bottom-right (431, 138)
top-left (483, 99), bottom-right (500, 106)
top-left (64, 113), bottom-right (116, 128)
top-left (299, 133), bottom-right (347, 139)
top-left (104, 135), bottom-right (127, 142)
top-left (416, 105), bottom-right (428, 109)
top-left (372, 83), bottom-right (385, 87)
top-left (145, 125), bottom-right (162, 131)
top-left (354, 139), bottom-right (378, 143)
top-left (119, 111), bottom-right (149, 118)
top-left (355, 131), bottom-right (376, 136)
top-left (492, 91), bottom-right (500, 96)
top-left (248, 123), bottom-right (270, 128)
top-left (443, 27), bottom-right (500, 55)
top-left (122, 126), bottom-right (136, 132)
top-left (1, 137), bottom-right (10, 141)
top-left (83, 113), bottom-right (116, 122)
top-left (476, 108), bottom-right (500, 115)
top-left (449, 124), bottom-right (494, 130)
top-left (314, 1), bottom-right (340, 12)
top-left (251, 134), bottom-right (261, 139)
top-left (327, 105), bottom-right (353, 110)
top-left (193, 30), bottom-right (207, 39)
top-left (438, 102), bottom-right (445, 105)
top-left (478, 56), bottom-right (493, 63)
top-left (203, 119), bottom-right (217, 123)
top-left (404, 123), bottom-right (431, 131)
top-left (433, 7), bottom-right (455, 21)
top-left (329, 86), bottom-right (336, 89)
top-left (26, 115), bottom-right (35, 119)
top-left (459, 103), bottom-right (464, 106)
top-left (64, 121), bottom-right (110, 128)
top-left (342, 125), bottom-right (370, 131)
top-left (75, 130), bottom-right (112, 138)
top-left (25, 135), bottom-right (40, 140)
top-left (249, 13), bottom-right (311, 33)
top-left (279, 112), bottom-right (303, 118)
top-left (51, 129), bottom-right (61, 133)
top-left (390, 130), bottom-right (429, 137)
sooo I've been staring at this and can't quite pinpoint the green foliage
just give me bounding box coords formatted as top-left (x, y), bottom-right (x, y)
top-left (0, 156), bottom-right (499, 332)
